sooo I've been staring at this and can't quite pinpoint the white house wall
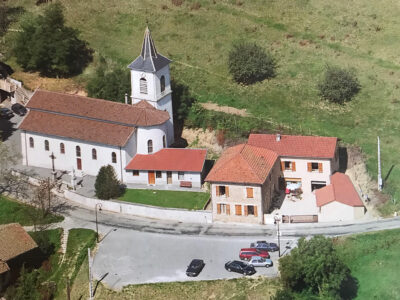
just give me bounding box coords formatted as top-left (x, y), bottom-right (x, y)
top-left (318, 201), bottom-right (364, 222)
top-left (21, 131), bottom-right (126, 180)
top-left (124, 170), bottom-right (202, 188)
top-left (136, 125), bottom-right (168, 154)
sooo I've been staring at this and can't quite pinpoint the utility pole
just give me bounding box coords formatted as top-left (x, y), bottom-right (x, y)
top-left (378, 136), bottom-right (383, 191)
top-left (88, 248), bottom-right (93, 300)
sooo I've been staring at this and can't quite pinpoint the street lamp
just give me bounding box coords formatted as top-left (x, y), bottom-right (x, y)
top-left (95, 203), bottom-right (102, 242)
top-left (274, 215), bottom-right (281, 257)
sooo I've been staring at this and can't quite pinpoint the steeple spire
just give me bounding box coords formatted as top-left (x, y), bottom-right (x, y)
top-left (128, 27), bottom-right (171, 73)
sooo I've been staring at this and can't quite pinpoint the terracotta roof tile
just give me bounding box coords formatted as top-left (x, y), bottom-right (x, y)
top-left (125, 148), bottom-right (207, 172)
top-left (19, 110), bottom-right (135, 147)
top-left (205, 144), bottom-right (278, 184)
top-left (248, 134), bottom-right (337, 159)
top-left (0, 223), bottom-right (37, 262)
top-left (0, 260), bottom-right (10, 274)
top-left (316, 173), bottom-right (364, 207)
top-left (26, 90), bottom-right (170, 127)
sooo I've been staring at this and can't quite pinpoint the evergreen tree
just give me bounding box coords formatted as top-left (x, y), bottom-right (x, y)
top-left (13, 266), bottom-right (40, 300)
top-left (95, 165), bottom-right (122, 200)
top-left (13, 3), bottom-right (92, 77)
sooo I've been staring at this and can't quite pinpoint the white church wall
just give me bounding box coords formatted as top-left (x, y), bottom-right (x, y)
top-left (21, 131), bottom-right (126, 180)
top-left (136, 125), bottom-right (167, 154)
top-left (131, 70), bottom-right (157, 104)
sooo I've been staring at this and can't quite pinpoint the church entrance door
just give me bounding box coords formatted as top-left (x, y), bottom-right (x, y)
top-left (77, 158), bottom-right (82, 170)
top-left (167, 171), bottom-right (172, 184)
top-left (148, 171), bottom-right (155, 184)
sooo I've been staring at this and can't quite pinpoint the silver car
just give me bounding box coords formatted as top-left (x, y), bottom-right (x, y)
top-left (248, 256), bottom-right (273, 268)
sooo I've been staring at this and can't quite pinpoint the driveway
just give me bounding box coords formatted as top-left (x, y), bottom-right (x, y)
top-left (92, 226), bottom-right (296, 289)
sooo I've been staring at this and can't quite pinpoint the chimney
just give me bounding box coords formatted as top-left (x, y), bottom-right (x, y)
top-left (124, 93), bottom-right (128, 105)
top-left (276, 134), bottom-right (281, 142)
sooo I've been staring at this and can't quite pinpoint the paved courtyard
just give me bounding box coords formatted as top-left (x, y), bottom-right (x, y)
top-left (279, 193), bottom-right (319, 216)
top-left (92, 225), bottom-right (297, 289)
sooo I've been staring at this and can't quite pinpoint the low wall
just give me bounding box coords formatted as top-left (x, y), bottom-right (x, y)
top-left (64, 190), bottom-right (212, 224)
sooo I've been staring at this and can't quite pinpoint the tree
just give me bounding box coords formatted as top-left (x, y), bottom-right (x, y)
top-left (11, 266), bottom-right (41, 300)
top-left (13, 3), bottom-right (92, 77)
top-left (228, 42), bottom-right (276, 85)
top-left (279, 236), bottom-right (352, 299)
top-left (95, 165), bottom-right (123, 200)
top-left (318, 66), bottom-right (361, 104)
top-left (87, 61), bottom-right (131, 102)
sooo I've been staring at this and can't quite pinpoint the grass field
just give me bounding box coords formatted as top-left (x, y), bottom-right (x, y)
top-left (0, 195), bottom-right (64, 226)
top-left (4, 0), bottom-right (400, 211)
top-left (335, 229), bottom-right (400, 299)
top-left (119, 188), bottom-right (209, 210)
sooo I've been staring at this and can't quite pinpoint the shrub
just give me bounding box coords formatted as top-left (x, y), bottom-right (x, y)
top-left (94, 165), bottom-right (123, 200)
top-left (13, 3), bottom-right (92, 77)
top-left (318, 66), bottom-right (361, 104)
top-left (228, 42), bottom-right (276, 85)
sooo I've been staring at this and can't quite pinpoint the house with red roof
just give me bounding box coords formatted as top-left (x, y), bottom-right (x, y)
top-left (316, 173), bottom-right (365, 222)
top-left (205, 144), bottom-right (280, 224)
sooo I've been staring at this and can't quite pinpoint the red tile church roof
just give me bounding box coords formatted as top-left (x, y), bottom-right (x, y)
top-left (248, 134), bottom-right (337, 159)
top-left (125, 148), bottom-right (207, 172)
top-left (316, 173), bottom-right (364, 207)
top-left (205, 144), bottom-right (278, 185)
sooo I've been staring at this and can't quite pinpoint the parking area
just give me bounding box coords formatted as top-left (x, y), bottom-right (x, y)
top-left (92, 226), bottom-right (297, 290)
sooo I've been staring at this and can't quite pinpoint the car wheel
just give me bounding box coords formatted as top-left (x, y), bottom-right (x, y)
top-left (265, 265), bottom-right (270, 268)
top-left (227, 268), bottom-right (232, 272)
top-left (249, 265), bottom-right (254, 268)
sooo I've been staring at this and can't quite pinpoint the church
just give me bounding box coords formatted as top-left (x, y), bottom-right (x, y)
top-left (18, 28), bottom-right (207, 189)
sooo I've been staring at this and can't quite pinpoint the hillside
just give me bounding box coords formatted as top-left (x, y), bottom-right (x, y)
top-left (6, 0), bottom-right (400, 211)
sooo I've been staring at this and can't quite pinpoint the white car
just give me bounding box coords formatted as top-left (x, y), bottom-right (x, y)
top-left (248, 256), bottom-right (273, 268)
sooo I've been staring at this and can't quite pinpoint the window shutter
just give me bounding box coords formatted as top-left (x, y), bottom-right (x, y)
top-left (246, 188), bottom-right (253, 198)
top-left (307, 162), bottom-right (312, 172)
top-left (235, 205), bottom-right (242, 216)
top-left (254, 206), bottom-right (258, 217)
top-left (216, 186), bottom-right (220, 196)
top-left (244, 205), bottom-right (248, 216)
top-left (280, 161), bottom-right (285, 171)
top-left (226, 186), bottom-right (230, 197)
top-left (318, 163), bottom-right (323, 173)
top-left (217, 204), bottom-right (221, 214)
top-left (226, 205), bottom-right (230, 215)
top-left (292, 162), bottom-right (296, 172)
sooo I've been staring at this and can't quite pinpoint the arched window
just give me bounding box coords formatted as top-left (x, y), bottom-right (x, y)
top-left (111, 152), bottom-right (117, 163)
top-left (60, 143), bottom-right (65, 154)
top-left (160, 75), bottom-right (166, 93)
top-left (76, 146), bottom-right (81, 157)
top-left (44, 140), bottom-right (49, 151)
top-left (29, 137), bottom-right (34, 148)
top-left (163, 135), bottom-right (166, 148)
top-left (92, 148), bottom-right (97, 160)
top-left (147, 140), bottom-right (153, 154)
top-left (140, 78), bottom-right (148, 94)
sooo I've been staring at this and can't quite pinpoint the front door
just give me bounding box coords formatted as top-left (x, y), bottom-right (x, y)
top-left (148, 171), bottom-right (155, 184)
top-left (77, 158), bottom-right (82, 170)
top-left (167, 171), bottom-right (172, 184)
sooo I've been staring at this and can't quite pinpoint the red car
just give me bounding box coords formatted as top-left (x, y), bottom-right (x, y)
top-left (239, 248), bottom-right (270, 260)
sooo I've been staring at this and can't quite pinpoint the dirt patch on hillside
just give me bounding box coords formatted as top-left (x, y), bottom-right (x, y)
top-left (344, 146), bottom-right (387, 217)
top-left (201, 102), bottom-right (250, 117)
top-left (181, 128), bottom-right (223, 157)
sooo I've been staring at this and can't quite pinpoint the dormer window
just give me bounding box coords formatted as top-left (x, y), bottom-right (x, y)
top-left (140, 78), bottom-right (148, 94)
top-left (160, 75), bottom-right (165, 93)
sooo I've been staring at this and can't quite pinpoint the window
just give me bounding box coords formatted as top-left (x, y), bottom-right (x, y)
top-left (92, 148), bottom-right (97, 160)
top-left (60, 143), bottom-right (65, 154)
top-left (245, 205), bottom-right (258, 217)
top-left (178, 172), bottom-right (184, 180)
top-left (163, 135), bottom-right (166, 148)
top-left (133, 170), bottom-right (139, 176)
top-left (246, 187), bottom-right (254, 198)
top-left (76, 146), bottom-right (81, 157)
top-left (29, 137), bottom-right (34, 148)
top-left (44, 140), bottom-right (49, 151)
top-left (217, 203), bottom-right (230, 215)
top-left (140, 78), bottom-right (148, 94)
top-left (156, 171), bottom-right (162, 178)
top-left (160, 75), bottom-right (166, 92)
top-left (112, 152), bottom-right (117, 163)
top-left (282, 161), bottom-right (296, 171)
top-left (308, 162), bottom-right (322, 173)
top-left (147, 140), bottom-right (153, 154)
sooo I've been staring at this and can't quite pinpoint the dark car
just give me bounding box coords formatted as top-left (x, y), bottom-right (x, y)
top-left (225, 260), bottom-right (256, 276)
top-left (0, 108), bottom-right (14, 119)
top-left (250, 241), bottom-right (280, 252)
top-left (186, 259), bottom-right (205, 277)
top-left (11, 103), bottom-right (27, 116)
top-left (239, 248), bottom-right (270, 260)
